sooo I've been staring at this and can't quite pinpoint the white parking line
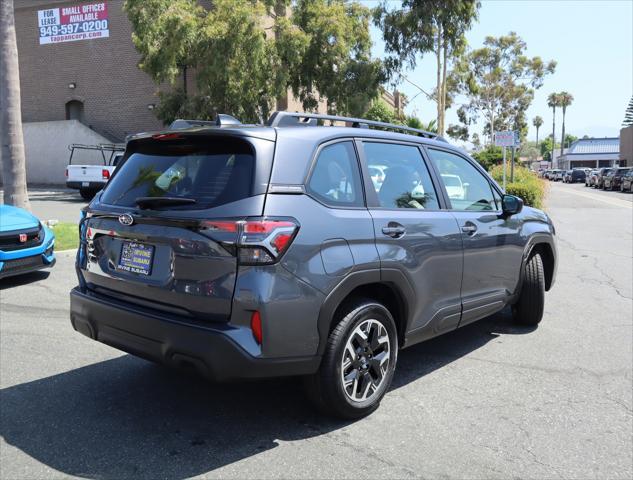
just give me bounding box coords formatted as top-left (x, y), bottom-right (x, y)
top-left (555, 186), bottom-right (633, 208)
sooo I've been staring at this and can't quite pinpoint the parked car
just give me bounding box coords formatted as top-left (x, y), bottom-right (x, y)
top-left (71, 112), bottom-right (557, 418)
top-left (368, 165), bottom-right (387, 192)
top-left (0, 205), bottom-right (55, 279)
top-left (595, 168), bottom-right (614, 189)
top-left (441, 173), bottom-right (466, 200)
top-left (585, 169), bottom-right (600, 187)
top-left (620, 169), bottom-right (633, 193)
top-left (66, 143), bottom-right (125, 200)
top-left (563, 168), bottom-right (586, 183)
top-left (551, 169), bottom-right (565, 181)
top-left (603, 167), bottom-right (631, 190)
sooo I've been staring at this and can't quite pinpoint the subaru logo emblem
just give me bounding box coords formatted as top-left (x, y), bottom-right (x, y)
top-left (118, 214), bottom-right (134, 226)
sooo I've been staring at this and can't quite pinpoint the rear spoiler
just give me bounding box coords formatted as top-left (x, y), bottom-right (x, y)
top-left (170, 114), bottom-right (242, 129)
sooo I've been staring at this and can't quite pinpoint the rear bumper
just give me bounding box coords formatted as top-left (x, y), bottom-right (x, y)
top-left (69, 287), bottom-right (321, 381)
top-left (66, 181), bottom-right (105, 190)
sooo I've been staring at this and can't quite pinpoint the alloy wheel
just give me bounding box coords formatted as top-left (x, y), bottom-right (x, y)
top-left (340, 319), bottom-right (391, 402)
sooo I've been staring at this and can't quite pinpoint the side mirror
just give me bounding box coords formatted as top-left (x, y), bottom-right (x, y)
top-left (502, 194), bottom-right (523, 216)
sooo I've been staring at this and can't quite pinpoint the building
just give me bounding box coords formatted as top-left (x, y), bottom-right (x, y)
top-left (557, 138), bottom-right (620, 170)
top-left (619, 125), bottom-right (633, 167)
top-left (15, 0), bottom-right (404, 143)
top-left (11, 0), bottom-right (404, 185)
top-left (15, 0), bottom-right (164, 142)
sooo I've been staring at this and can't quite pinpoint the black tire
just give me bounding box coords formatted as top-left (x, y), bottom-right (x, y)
top-left (512, 253), bottom-right (545, 326)
top-left (79, 188), bottom-right (95, 200)
top-left (305, 299), bottom-right (398, 419)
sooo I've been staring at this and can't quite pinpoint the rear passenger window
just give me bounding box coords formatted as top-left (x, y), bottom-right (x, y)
top-left (428, 149), bottom-right (497, 211)
top-left (363, 142), bottom-right (440, 210)
top-left (308, 142), bottom-right (363, 207)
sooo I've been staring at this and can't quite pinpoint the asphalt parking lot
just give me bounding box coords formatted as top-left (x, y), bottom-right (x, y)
top-left (1, 182), bottom-right (631, 479)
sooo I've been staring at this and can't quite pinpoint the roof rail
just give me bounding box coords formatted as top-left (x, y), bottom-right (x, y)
top-left (266, 111), bottom-right (444, 141)
top-left (170, 114), bottom-right (242, 130)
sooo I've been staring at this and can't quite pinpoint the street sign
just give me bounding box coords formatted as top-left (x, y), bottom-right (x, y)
top-left (494, 130), bottom-right (516, 147)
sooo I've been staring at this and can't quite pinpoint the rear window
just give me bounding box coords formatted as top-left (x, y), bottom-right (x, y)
top-left (101, 138), bottom-right (254, 210)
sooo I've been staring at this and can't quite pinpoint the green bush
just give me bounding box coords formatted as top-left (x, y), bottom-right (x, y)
top-left (505, 182), bottom-right (541, 208)
top-left (488, 164), bottom-right (545, 209)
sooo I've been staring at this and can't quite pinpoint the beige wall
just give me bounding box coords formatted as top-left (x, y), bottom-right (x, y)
top-left (620, 125), bottom-right (633, 166)
top-left (23, 120), bottom-right (111, 185)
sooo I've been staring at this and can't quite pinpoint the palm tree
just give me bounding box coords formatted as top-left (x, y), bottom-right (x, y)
top-left (532, 115), bottom-right (543, 149)
top-left (0, 0), bottom-right (30, 209)
top-left (547, 93), bottom-right (560, 167)
top-left (558, 92), bottom-right (574, 156)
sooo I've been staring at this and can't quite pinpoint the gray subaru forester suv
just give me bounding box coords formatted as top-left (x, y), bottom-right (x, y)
top-left (71, 112), bottom-right (557, 419)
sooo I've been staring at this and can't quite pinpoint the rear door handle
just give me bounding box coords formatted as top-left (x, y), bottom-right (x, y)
top-left (382, 225), bottom-right (406, 238)
top-left (461, 222), bottom-right (477, 235)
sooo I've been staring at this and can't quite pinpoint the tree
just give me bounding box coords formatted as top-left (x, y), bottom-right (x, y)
top-left (547, 92), bottom-right (560, 165)
top-left (364, 99), bottom-right (397, 123)
top-left (532, 115), bottom-right (543, 147)
top-left (290, 0), bottom-right (385, 116)
top-left (622, 96), bottom-right (633, 127)
top-left (446, 124), bottom-right (469, 141)
top-left (374, 0), bottom-right (480, 136)
top-left (540, 134), bottom-right (559, 163)
top-left (124, 0), bottom-right (383, 123)
top-left (472, 145), bottom-right (503, 170)
top-left (558, 91), bottom-right (573, 156)
top-left (0, 0), bottom-right (31, 209)
top-left (563, 134), bottom-right (578, 148)
top-left (454, 32), bottom-right (556, 144)
top-left (406, 116), bottom-right (437, 132)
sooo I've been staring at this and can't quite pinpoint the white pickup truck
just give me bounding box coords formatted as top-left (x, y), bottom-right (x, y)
top-left (65, 144), bottom-right (125, 200)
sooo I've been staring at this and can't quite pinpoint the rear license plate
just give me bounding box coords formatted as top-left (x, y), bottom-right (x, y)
top-left (82, 181), bottom-right (89, 187)
top-left (118, 241), bottom-right (154, 276)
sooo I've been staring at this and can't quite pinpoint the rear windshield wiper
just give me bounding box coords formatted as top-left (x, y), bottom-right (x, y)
top-left (135, 196), bottom-right (197, 209)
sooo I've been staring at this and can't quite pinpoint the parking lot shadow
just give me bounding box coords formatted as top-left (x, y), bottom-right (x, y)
top-left (0, 271), bottom-right (51, 290)
top-left (0, 308), bottom-right (534, 479)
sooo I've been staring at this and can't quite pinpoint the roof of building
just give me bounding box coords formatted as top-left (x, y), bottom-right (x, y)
top-left (567, 137), bottom-right (619, 155)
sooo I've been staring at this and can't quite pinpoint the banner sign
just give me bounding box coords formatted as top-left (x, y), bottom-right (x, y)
top-left (38, 2), bottom-right (109, 45)
top-left (494, 130), bottom-right (517, 147)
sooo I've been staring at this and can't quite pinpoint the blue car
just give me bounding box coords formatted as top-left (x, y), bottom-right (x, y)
top-left (0, 205), bottom-right (55, 279)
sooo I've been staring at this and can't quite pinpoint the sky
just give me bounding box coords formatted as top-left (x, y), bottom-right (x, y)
top-left (363, 0), bottom-right (633, 145)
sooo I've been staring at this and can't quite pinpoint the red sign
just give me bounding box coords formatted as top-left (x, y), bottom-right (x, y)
top-left (60, 2), bottom-right (108, 24)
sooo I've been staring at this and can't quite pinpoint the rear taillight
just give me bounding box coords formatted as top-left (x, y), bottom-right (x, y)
top-left (65, 168), bottom-right (68, 178)
top-left (102, 169), bottom-right (110, 180)
top-left (201, 217), bottom-right (299, 265)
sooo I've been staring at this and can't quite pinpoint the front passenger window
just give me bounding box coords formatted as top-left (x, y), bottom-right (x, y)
top-left (428, 149), bottom-right (497, 211)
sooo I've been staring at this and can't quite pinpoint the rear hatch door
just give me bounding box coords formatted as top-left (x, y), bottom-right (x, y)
top-left (79, 132), bottom-right (274, 321)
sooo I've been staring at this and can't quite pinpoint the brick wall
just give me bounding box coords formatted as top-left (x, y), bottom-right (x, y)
top-left (15, 0), bottom-right (164, 142)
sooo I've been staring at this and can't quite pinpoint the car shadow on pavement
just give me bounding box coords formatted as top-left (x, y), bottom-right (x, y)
top-left (0, 308), bottom-right (535, 479)
top-left (0, 271), bottom-right (51, 290)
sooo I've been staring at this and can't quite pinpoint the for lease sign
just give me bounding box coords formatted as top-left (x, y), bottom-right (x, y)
top-left (38, 2), bottom-right (109, 45)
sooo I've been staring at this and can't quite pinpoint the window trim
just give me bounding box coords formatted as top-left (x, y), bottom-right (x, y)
top-left (304, 138), bottom-right (367, 210)
top-left (423, 145), bottom-right (504, 213)
top-left (356, 138), bottom-right (448, 212)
